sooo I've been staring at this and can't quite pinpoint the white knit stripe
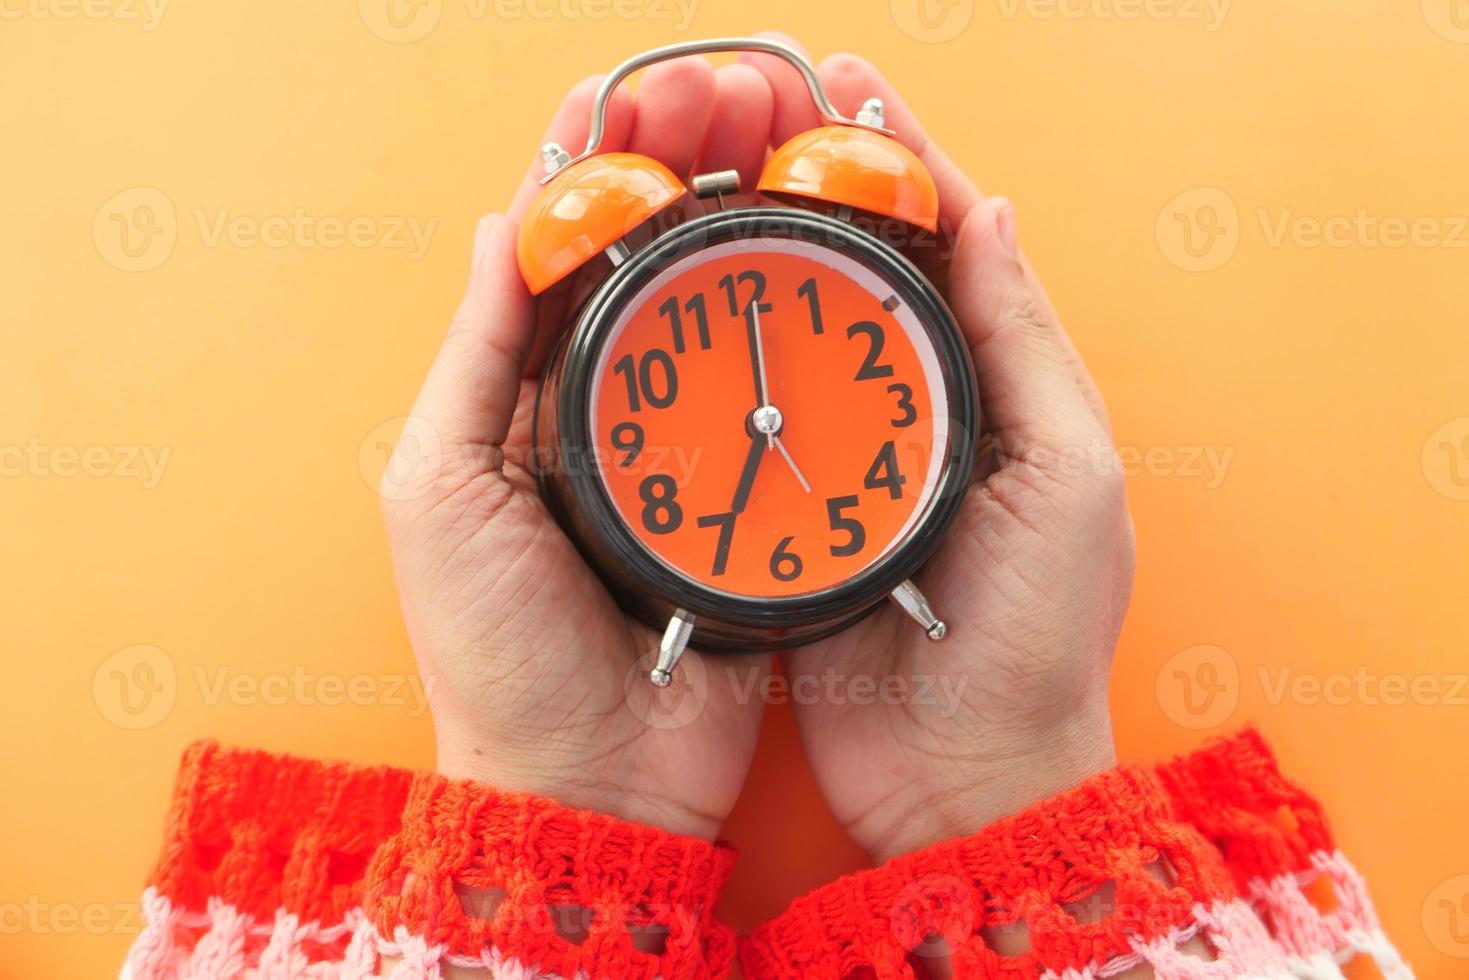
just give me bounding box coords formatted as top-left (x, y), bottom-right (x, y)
top-left (121, 889), bottom-right (577, 980)
top-left (1250, 850), bottom-right (1413, 980)
top-left (1040, 850), bottom-right (1413, 980)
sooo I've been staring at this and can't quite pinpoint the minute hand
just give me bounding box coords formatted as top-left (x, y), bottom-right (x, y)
top-left (743, 303), bottom-right (774, 446)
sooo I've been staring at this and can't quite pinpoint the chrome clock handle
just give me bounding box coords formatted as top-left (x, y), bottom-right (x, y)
top-left (539, 36), bottom-right (896, 184)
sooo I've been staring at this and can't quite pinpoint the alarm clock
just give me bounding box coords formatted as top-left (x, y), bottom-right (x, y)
top-left (519, 38), bottom-right (978, 685)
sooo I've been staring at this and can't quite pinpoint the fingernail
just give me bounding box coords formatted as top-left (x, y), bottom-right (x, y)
top-left (993, 198), bottom-right (1018, 259)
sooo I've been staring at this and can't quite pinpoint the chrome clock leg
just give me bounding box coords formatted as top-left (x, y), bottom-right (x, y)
top-left (890, 580), bottom-right (947, 641)
top-left (650, 608), bottom-right (696, 686)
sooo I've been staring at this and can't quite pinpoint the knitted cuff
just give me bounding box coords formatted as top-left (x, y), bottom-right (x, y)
top-left (126, 740), bottom-right (415, 979)
top-left (740, 765), bottom-right (1238, 979)
top-left (1155, 729), bottom-right (1410, 976)
top-left (365, 770), bottom-right (738, 980)
top-left (125, 742), bottom-right (739, 980)
top-left (144, 740), bottom-right (414, 924)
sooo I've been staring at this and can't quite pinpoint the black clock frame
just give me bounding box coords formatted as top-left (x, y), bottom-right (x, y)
top-left (534, 207), bottom-right (979, 651)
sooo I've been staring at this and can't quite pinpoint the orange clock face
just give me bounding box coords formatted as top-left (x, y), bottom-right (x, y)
top-left (590, 238), bottom-right (952, 599)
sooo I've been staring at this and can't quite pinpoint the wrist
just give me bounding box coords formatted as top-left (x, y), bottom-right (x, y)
top-left (436, 742), bottom-right (723, 842)
top-left (863, 707), bottom-right (1118, 864)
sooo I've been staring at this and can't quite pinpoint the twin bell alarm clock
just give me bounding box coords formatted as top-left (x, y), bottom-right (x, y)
top-left (516, 38), bottom-right (978, 686)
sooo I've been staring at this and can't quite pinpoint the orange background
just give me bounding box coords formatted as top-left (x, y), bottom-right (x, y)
top-left (3, 1), bottom-right (1468, 976)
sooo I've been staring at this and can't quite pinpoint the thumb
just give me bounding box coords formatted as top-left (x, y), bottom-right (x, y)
top-left (947, 199), bottom-right (1102, 458)
top-left (395, 214), bottom-right (535, 495)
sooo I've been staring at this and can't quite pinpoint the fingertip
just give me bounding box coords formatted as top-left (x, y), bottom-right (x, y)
top-left (954, 197), bottom-right (1014, 267)
top-left (740, 31), bottom-right (822, 146)
top-left (628, 55), bottom-right (716, 176)
top-left (715, 60), bottom-right (773, 99)
top-left (463, 213), bottom-right (530, 319)
top-left (644, 51), bottom-right (716, 90)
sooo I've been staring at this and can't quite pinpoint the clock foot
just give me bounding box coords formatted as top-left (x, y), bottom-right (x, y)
top-left (650, 608), bottom-right (696, 687)
top-left (890, 579), bottom-right (947, 641)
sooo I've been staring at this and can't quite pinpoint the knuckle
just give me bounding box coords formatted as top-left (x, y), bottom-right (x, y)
top-left (998, 286), bottom-right (1054, 339)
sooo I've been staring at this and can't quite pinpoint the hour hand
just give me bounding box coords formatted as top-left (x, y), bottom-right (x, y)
top-left (730, 431), bottom-right (764, 515)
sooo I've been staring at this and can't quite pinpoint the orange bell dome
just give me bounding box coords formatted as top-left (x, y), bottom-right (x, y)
top-left (758, 126), bottom-right (938, 233)
top-left (517, 152), bottom-right (685, 295)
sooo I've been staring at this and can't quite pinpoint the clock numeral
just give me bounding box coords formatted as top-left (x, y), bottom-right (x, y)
top-left (796, 277), bottom-right (823, 335)
top-left (613, 350), bottom-right (679, 412)
top-left (696, 512), bottom-right (736, 576)
top-left (825, 495), bottom-right (866, 557)
top-left (863, 441), bottom-right (907, 500)
top-left (658, 293), bottom-right (712, 354)
top-left (718, 269), bottom-right (769, 317)
top-left (886, 383), bottom-right (917, 428)
top-left (639, 474), bottom-right (683, 534)
top-left (769, 535), bottom-right (804, 582)
top-left (610, 422), bottom-right (644, 466)
top-left (847, 321), bottom-right (895, 380)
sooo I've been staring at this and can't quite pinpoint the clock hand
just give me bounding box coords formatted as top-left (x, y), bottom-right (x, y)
top-left (743, 303), bottom-right (774, 448)
top-left (770, 434), bottom-right (812, 494)
top-left (730, 430), bottom-right (765, 516)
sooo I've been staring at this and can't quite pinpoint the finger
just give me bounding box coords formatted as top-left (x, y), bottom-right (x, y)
top-left (692, 63), bottom-right (774, 194)
top-left (815, 52), bottom-right (980, 232)
top-left (738, 31), bottom-right (822, 148)
top-left (507, 75), bottom-right (635, 222)
top-left (817, 52), bottom-right (1111, 433)
top-left (405, 214), bottom-right (533, 469)
top-left (626, 55), bottom-right (716, 177)
top-left (949, 198), bottom-right (1100, 454)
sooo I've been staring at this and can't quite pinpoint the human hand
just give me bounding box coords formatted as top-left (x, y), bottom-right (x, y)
top-left (379, 56), bottom-right (782, 842)
top-left (739, 40), bottom-right (1135, 863)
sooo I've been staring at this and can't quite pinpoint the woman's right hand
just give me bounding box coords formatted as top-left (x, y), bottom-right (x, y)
top-left (380, 56), bottom-right (782, 843)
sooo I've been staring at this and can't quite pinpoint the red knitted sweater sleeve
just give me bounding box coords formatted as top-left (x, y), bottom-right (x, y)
top-left (123, 741), bottom-right (737, 980)
top-left (739, 729), bottom-right (1409, 979)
